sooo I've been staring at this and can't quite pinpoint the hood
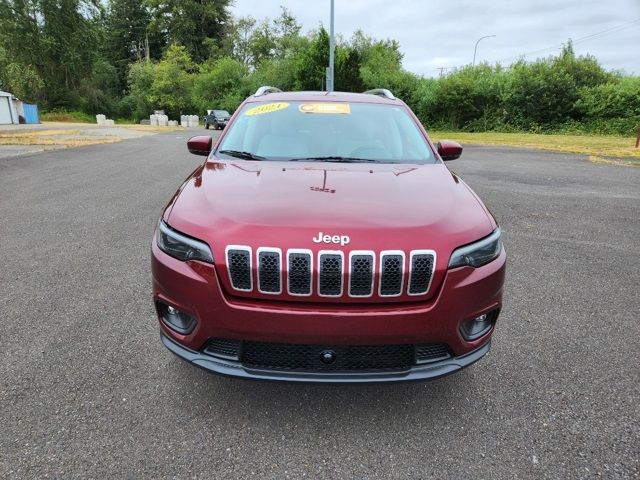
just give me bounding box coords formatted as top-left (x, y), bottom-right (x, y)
top-left (167, 160), bottom-right (494, 255)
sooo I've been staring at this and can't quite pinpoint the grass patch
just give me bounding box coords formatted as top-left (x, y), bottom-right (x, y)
top-left (587, 155), bottom-right (640, 168)
top-left (0, 129), bottom-right (81, 137)
top-left (40, 110), bottom-right (95, 123)
top-left (429, 131), bottom-right (640, 159)
top-left (120, 124), bottom-right (183, 132)
top-left (0, 129), bottom-right (120, 147)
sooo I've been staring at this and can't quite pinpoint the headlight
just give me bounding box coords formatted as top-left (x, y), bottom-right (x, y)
top-left (156, 220), bottom-right (213, 263)
top-left (448, 228), bottom-right (502, 268)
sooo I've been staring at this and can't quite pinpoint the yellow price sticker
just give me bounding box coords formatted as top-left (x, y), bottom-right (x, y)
top-left (299, 103), bottom-right (351, 114)
top-left (245, 102), bottom-right (290, 116)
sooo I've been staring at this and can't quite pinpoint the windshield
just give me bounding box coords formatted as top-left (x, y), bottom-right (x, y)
top-left (214, 110), bottom-right (230, 117)
top-left (216, 101), bottom-right (435, 164)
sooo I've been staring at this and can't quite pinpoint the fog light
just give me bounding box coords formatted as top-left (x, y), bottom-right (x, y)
top-left (157, 301), bottom-right (197, 334)
top-left (460, 311), bottom-right (496, 341)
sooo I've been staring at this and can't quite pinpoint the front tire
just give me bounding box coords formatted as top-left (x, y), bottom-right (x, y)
top-left (204, 122), bottom-right (209, 130)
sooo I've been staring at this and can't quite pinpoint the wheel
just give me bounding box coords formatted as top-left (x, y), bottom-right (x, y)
top-left (204, 122), bottom-right (209, 130)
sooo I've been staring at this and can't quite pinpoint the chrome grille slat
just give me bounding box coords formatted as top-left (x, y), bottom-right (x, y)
top-left (318, 252), bottom-right (343, 296)
top-left (257, 248), bottom-right (281, 294)
top-left (226, 246), bottom-right (252, 291)
top-left (349, 252), bottom-right (374, 297)
top-left (288, 250), bottom-right (312, 295)
top-left (408, 251), bottom-right (436, 295)
top-left (379, 252), bottom-right (404, 296)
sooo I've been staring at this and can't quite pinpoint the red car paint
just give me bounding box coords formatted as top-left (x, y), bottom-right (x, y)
top-left (152, 90), bottom-right (506, 383)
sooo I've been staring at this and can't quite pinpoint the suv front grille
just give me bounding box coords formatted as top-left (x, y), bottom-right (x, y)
top-left (225, 247), bottom-right (436, 299)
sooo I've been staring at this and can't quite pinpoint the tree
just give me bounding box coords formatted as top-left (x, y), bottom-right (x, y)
top-left (224, 16), bottom-right (256, 68)
top-left (104, 0), bottom-right (157, 92)
top-left (506, 59), bottom-right (578, 129)
top-left (335, 45), bottom-right (363, 93)
top-left (0, 0), bottom-right (104, 108)
top-left (555, 41), bottom-right (612, 89)
top-left (147, 45), bottom-right (195, 117)
top-left (292, 27), bottom-right (329, 90)
top-left (192, 57), bottom-right (249, 112)
top-left (123, 60), bottom-right (156, 119)
top-left (146, 0), bottom-right (230, 62)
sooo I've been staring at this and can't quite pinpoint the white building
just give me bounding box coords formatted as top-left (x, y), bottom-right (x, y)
top-left (0, 90), bottom-right (19, 125)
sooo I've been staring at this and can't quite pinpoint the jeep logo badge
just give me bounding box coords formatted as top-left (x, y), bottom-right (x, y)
top-left (312, 231), bottom-right (350, 246)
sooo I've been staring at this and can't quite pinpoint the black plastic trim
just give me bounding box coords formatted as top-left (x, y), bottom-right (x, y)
top-left (160, 332), bottom-right (491, 384)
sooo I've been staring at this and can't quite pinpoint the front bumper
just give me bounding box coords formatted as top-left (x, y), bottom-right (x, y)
top-left (161, 331), bottom-right (491, 383)
top-left (152, 241), bottom-right (505, 348)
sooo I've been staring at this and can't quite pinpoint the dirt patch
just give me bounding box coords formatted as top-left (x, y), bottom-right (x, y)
top-left (0, 122), bottom-right (168, 158)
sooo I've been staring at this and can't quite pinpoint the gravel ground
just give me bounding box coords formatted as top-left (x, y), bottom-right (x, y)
top-left (0, 132), bottom-right (638, 479)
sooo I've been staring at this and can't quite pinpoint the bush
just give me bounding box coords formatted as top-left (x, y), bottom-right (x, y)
top-left (192, 57), bottom-right (249, 113)
top-left (40, 110), bottom-right (96, 123)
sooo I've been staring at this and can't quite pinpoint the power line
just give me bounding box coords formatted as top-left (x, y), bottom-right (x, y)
top-left (494, 17), bottom-right (640, 65)
top-left (572, 18), bottom-right (640, 44)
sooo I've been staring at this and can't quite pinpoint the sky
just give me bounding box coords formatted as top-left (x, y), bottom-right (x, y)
top-left (229, 0), bottom-right (640, 77)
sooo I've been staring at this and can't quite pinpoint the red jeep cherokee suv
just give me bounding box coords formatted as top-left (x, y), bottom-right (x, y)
top-left (151, 87), bottom-right (506, 383)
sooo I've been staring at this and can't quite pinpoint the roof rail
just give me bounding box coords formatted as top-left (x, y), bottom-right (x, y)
top-left (254, 86), bottom-right (282, 97)
top-left (363, 88), bottom-right (396, 100)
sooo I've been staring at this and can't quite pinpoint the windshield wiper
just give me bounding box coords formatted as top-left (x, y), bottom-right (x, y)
top-left (289, 156), bottom-right (377, 163)
top-left (218, 150), bottom-right (265, 161)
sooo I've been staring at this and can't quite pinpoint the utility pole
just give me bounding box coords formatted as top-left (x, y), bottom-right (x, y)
top-left (473, 35), bottom-right (496, 66)
top-left (328, 0), bottom-right (335, 92)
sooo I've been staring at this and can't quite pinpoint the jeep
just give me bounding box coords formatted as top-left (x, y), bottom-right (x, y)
top-left (151, 86), bottom-right (506, 383)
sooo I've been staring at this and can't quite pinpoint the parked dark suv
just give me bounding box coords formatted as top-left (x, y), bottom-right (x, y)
top-left (204, 109), bottom-right (231, 130)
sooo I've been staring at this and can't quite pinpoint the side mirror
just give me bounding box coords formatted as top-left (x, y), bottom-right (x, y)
top-left (187, 136), bottom-right (213, 156)
top-left (436, 140), bottom-right (463, 161)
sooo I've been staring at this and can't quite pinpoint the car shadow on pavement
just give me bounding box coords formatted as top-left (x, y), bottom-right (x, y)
top-left (165, 356), bottom-right (483, 427)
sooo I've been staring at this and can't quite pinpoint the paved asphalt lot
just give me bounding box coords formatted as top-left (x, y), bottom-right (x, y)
top-left (1, 130), bottom-right (638, 479)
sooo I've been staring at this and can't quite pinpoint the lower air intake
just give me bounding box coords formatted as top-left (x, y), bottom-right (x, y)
top-left (415, 343), bottom-right (451, 364)
top-left (241, 341), bottom-right (415, 372)
top-left (203, 339), bottom-right (241, 360)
